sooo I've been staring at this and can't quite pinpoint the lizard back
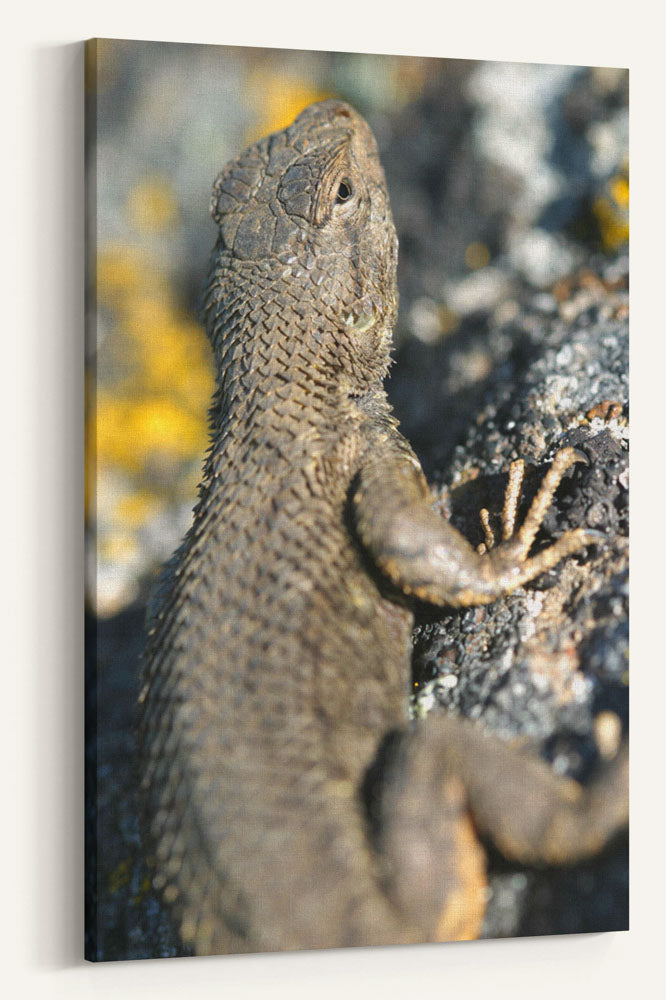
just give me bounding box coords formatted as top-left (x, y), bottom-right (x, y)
top-left (139, 100), bottom-right (426, 953)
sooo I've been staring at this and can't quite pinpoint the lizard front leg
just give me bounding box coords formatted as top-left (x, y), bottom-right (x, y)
top-left (353, 443), bottom-right (600, 608)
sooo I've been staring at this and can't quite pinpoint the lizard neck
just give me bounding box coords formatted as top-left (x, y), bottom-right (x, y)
top-left (204, 251), bottom-right (394, 424)
top-left (204, 307), bottom-right (388, 466)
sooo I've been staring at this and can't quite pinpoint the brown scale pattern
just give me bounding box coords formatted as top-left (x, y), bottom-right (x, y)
top-left (139, 100), bottom-right (627, 956)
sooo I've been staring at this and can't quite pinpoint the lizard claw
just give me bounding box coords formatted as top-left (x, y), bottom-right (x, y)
top-left (567, 447), bottom-right (590, 466)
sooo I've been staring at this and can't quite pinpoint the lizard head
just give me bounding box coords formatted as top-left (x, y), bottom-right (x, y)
top-left (206, 100), bottom-right (399, 393)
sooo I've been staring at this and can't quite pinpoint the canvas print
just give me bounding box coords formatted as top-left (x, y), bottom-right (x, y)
top-left (84, 39), bottom-right (629, 961)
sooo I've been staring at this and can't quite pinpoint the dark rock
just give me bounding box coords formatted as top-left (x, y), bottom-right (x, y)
top-left (410, 255), bottom-right (629, 938)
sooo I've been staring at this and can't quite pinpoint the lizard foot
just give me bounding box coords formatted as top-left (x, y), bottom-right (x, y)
top-left (471, 447), bottom-right (605, 599)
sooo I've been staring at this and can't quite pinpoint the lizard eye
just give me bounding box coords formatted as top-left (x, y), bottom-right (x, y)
top-left (335, 179), bottom-right (353, 204)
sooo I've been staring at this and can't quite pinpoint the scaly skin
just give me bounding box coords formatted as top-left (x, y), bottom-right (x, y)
top-left (139, 101), bottom-right (627, 956)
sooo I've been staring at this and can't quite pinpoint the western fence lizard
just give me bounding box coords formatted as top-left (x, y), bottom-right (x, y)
top-left (139, 100), bottom-right (627, 955)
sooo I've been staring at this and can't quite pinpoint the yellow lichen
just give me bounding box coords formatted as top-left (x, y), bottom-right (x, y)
top-left (245, 71), bottom-right (331, 143)
top-left (127, 176), bottom-right (179, 234)
top-left (113, 489), bottom-right (160, 528)
top-left (594, 164), bottom-right (629, 251)
top-left (88, 239), bottom-right (214, 593)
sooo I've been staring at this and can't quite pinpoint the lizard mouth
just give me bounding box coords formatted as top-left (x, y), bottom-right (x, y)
top-left (342, 309), bottom-right (377, 334)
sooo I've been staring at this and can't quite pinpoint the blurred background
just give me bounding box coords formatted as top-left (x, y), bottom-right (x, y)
top-left (85, 40), bottom-right (628, 960)
top-left (86, 39), bottom-right (627, 617)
